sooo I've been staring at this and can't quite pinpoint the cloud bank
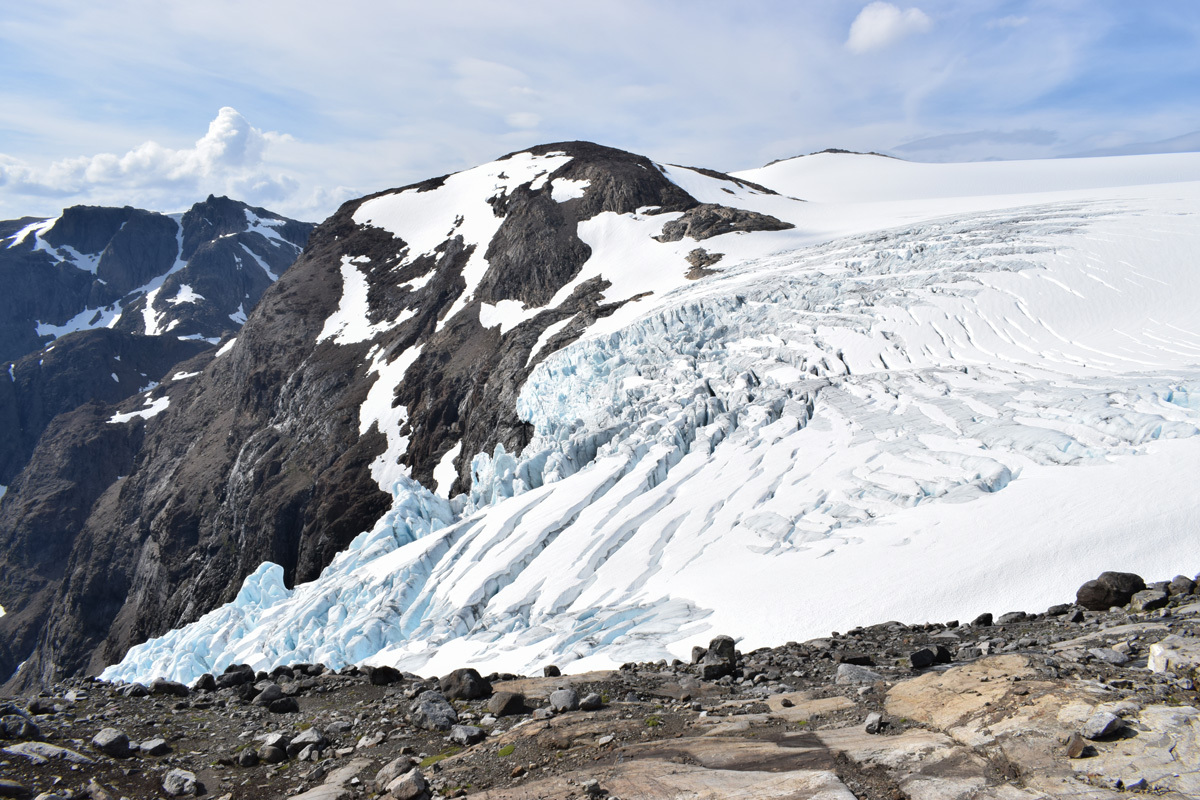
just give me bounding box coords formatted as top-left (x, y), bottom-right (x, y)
top-left (0, 108), bottom-right (305, 215)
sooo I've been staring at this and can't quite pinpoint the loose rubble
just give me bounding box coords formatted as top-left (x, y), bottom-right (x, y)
top-left (2, 569), bottom-right (1199, 798)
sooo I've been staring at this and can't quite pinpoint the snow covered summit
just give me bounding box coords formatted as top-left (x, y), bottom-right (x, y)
top-left (102, 147), bottom-right (1200, 685)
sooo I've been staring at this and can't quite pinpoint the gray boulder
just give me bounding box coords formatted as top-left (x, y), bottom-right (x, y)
top-left (162, 768), bottom-right (198, 797)
top-left (835, 664), bottom-right (883, 685)
top-left (386, 769), bottom-right (428, 800)
top-left (1082, 711), bottom-right (1124, 740)
top-left (251, 683), bottom-right (284, 706)
top-left (140, 738), bottom-right (170, 756)
top-left (91, 728), bottom-right (131, 758)
top-left (287, 726), bottom-right (327, 758)
top-left (375, 755), bottom-right (416, 785)
top-left (1130, 589), bottom-right (1169, 613)
top-left (579, 692), bottom-right (603, 711)
top-left (698, 634), bottom-right (738, 679)
top-left (1169, 575), bottom-right (1196, 596)
top-left (549, 688), bottom-right (580, 713)
top-left (449, 724), bottom-right (486, 746)
top-left (487, 691), bottom-right (526, 717)
top-left (410, 691), bottom-right (458, 731)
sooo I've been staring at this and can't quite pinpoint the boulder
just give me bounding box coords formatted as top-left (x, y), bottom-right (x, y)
top-left (268, 697), bottom-right (299, 714)
top-left (149, 678), bottom-right (189, 697)
top-left (579, 693), bottom-right (603, 711)
top-left (161, 768), bottom-right (198, 797)
top-left (1082, 711), bottom-right (1124, 740)
top-left (191, 673), bottom-right (217, 693)
top-left (258, 745), bottom-right (287, 764)
top-left (909, 649), bottom-right (936, 669)
top-left (543, 665), bottom-right (561, 677)
top-left (487, 691), bottom-right (526, 717)
top-left (0, 715), bottom-right (39, 741)
top-left (1169, 575), bottom-right (1196, 596)
top-left (287, 727), bottom-right (327, 757)
top-left (117, 683), bottom-right (149, 698)
top-left (140, 738), bottom-right (170, 756)
top-left (1076, 571), bottom-right (1145, 610)
top-left (1088, 648), bottom-right (1130, 666)
top-left (365, 665), bottom-right (402, 686)
top-left (996, 611), bottom-right (1027, 624)
top-left (971, 613), bottom-right (993, 627)
top-left (386, 769), bottom-right (428, 800)
top-left (0, 778), bottom-right (30, 798)
top-left (549, 688), bottom-right (580, 713)
top-left (1129, 589), bottom-right (1169, 613)
top-left (698, 634), bottom-right (738, 679)
top-left (90, 728), bottom-right (131, 758)
top-left (410, 691), bottom-right (458, 731)
top-left (375, 755), bottom-right (416, 785)
top-left (835, 664), bottom-right (883, 685)
top-left (439, 667), bottom-right (492, 700)
top-left (251, 683), bottom-right (284, 706)
top-left (449, 724), bottom-right (486, 746)
top-left (236, 749), bottom-right (259, 767)
top-left (1148, 635), bottom-right (1200, 674)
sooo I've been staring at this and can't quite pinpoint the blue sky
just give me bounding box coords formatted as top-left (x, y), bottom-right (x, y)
top-left (0, 0), bottom-right (1197, 221)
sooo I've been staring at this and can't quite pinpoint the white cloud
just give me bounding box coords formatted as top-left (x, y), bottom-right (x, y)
top-left (846, 2), bottom-right (933, 54)
top-left (0, 107), bottom-right (298, 211)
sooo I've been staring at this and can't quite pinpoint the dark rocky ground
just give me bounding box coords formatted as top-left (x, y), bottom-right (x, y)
top-left (2, 569), bottom-right (1199, 799)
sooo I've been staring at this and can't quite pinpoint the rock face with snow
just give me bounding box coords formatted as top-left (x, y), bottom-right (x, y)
top-left (0, 198), bottom-right (312, 689)
top-left (99, 147), bottom-right (1200, 686)
top-left (0, 198), bottom-right (312, 364)
top-left (3, 141), bottom-right (791, 689)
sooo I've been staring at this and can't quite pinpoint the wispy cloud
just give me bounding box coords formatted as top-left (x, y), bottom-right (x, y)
top-left (846, 2), bottom-right (933, 54)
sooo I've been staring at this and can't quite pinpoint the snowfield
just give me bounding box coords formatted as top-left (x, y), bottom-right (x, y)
top-left (105, 152), bottom-right (1200, 684)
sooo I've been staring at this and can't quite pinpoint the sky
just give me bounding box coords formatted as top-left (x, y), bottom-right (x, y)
top-left (0, 0), bottom-right (1197, 222)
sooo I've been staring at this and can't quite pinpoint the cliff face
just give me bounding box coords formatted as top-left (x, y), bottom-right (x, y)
top-left (0, 141), bottom-right (793, 689)
top-left (0, 199), bottom-right (315, 688)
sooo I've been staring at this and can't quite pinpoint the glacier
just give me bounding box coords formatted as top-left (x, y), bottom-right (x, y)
top-left (105, 154), bottom-right (1200, 684)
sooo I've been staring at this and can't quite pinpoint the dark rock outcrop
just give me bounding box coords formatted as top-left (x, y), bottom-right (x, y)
top-left (1076, 571), bottom-right (1146, 611)
top-left (654, 203), bottom-right (793, 242)
top-left (1, 142), bottom-right (780, 690)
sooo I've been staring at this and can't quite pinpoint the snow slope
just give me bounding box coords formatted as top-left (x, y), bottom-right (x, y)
top-left (107, 153), bottom-right (1200, 684)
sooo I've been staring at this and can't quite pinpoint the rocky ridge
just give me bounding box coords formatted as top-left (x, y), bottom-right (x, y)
top-left (2, 569), bottom-right (1199, 799)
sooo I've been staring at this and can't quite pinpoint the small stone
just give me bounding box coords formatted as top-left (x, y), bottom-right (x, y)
top-left (532, 707), bottom-right (554, 720)
top-left (864, 713), bottom-right (884, 734)
top-left (581, 778), bottom-right (604, 797)
top-left (550, 688), bottom-right (580, 713)
top-left (1082, 711), bottom-right (1124, 740)
top-left (91, 728), bottom-right (131, 758)
top-left (386, 768), bottom-right (427, 800)
top-left (690, 646), bottom-right (707, 664)
top-left (236, 748), bottom-right (259, 767)
top-left (579, 693), bottom-right (603, 711)
top-left (449, 724), bottom-right (485, 746)
top-left (835, 664), bottom-right (883, 685)
top-left (1065, 732), bottom-right (1088, 758)
top-left (487, 691), bottom-right (526, 717)
top-left (1046, 603), bottom-right (1071, 616)
top-left (140, 738), bottom-right (170, 756)
top-left (597, 734), bottom-right (615, 746)
top-left (161, 768), bottom-right (198, 797)
top-left (1125, 778), bottom-right (1149, 792)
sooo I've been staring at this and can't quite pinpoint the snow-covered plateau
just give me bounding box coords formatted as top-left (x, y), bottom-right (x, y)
top-left (105, 151), bottom-right (1200, 684)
